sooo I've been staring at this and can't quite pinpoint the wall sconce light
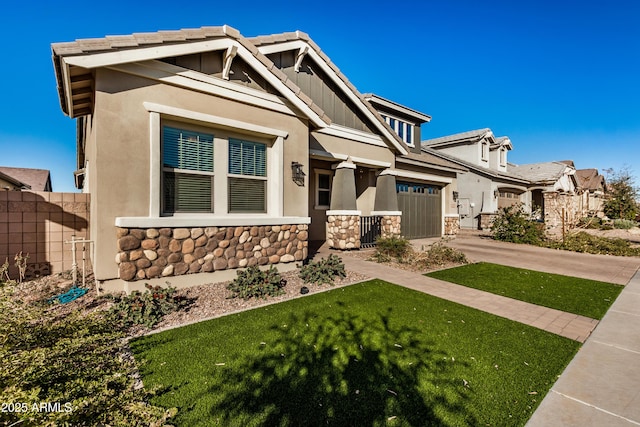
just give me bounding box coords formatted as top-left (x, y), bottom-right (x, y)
top-left (453, 191), bottom-right (459, 201)
top-left (291, 162), bottom-right (305, 186)
top-left (494, 189), bottom-right (499, 198)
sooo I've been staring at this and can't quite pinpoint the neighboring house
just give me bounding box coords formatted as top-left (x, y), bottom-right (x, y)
top-left (575, 168), bottom-right (606, 217)
top-left (422, 129), bottom-right (528, 229)
top-left (0, 167), bottom-right (52, 191)
top-left (509, 160), bottom-right (579, 209)
top-left (51, 25), bottom-right (461, 290)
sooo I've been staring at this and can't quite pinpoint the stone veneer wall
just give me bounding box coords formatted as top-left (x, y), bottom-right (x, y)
top-left (326, 215), bottom-right (360, 249)
top-left (479, 213), bottom-right (498, 231)
top-left (116, 225), bottom-right (308, 281)
top-left (380, 215), bottom-right (401, 238)
top-left (444, 215), bottom-right (460, 236)
top-left (543, 191), bottom-right (581, 235)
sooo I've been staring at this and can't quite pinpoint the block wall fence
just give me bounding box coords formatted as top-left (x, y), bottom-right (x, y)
top-left (0, 191), bottom-right (90, 279)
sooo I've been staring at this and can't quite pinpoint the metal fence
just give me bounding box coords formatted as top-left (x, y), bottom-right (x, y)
top-left (360, 215), bottom-right (382, 248)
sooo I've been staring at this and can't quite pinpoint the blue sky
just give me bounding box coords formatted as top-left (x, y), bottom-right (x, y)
top-left (1, 0), bottom-right (638, 192)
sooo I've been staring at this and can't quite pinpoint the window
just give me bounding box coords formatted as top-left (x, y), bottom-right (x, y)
top-left (315, 170), bottom-right (332, 209)
top-left (382, 114), bottom-right (414, 146)
top-left (481, 142), bottom-right (489, 161)
top-left (500, 148), bottom-right (506, 166)
top-left (228, 139), bottom-right (267, 213)
top-left (162, 126), bottom-right (214, 213)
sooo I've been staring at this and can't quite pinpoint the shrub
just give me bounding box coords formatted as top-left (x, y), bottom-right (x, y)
top-left (547, 231), bottom-right (640, 256)
top-left (0, 281), bottom-right (176, 426)
top-left (373, 236), bottom-right (411, 262)
top-left (298, 254), bottom-right (346, 285)
top-left (491, 204), bottom-right (545, 245)
top-left (227, 266), bottom-right (286, 299)
top-left (109, 283), bottom-right (185, 328)
top-left (613, 219), bottom-right (636, 230)
top-left (422, 242), bottom-right (468, 267)
top-left (577, 216), bottom-right (603, 229)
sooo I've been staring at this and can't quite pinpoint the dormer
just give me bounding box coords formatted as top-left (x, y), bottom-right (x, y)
top-left (363, 94), bottom-right (431, 154)
top-left (489, 136), bottom-right (512, 172)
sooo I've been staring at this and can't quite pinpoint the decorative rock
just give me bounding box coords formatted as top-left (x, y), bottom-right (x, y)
top-left (167, 253), bottom-right (182, 264)
top-left (162, 265), bottom-right (174, 277)
top-left (159, 228), bottom-right (172, 236)
top-left (247, 257), bottom-right (258, 267)
top-left (130, 250), bottom-right (143, 261)
top-left (136, 270), bottom-right (146, 280)
top-left (213, 258), bottom-right (228, 270)
top-left (234, 227), bottom-right (244, 237)
top-left (189, 262), bottom-right (201, 273)
top-left (119, 262), bottom-right (136, 281)
top-left (118, 235), bottom-right (140, 251)
top-left (146, 228), bottom-right (160, 238)
top-left (236, 250), bottom-right (245, 259)
top-left (130, 229), bottom-right (146, 240)
top-left (202, 261), bottom-right (214, 272)
top-left (172, 228), bottom-right (188, 240)
top-left (258, 256), bottom-right (269, 265)
top-left (141, 239), bottom-right (158, 250)
top-left (228, 257), bottom-right (239, 269)
top-left (153, 257), bottom-right (167, 268)
top-left (191, 228), bottom-right (204, 239)
top-left (268, 255), bottom-right (280, 263)
top-left (238, 258), bottom-right (248, 267)
top-left (215, 230), bottom-right (226, 240)
top-left (298, 230), bottom-right (308, 241)
top-left (204, 227), bottom-right (218, 238)
top-left (239, 231), bottom-right (250, 244)
top-left (260, 237), bottom-right (270, 248)
top-left (182, 238), bottom-right (195, 254)
top-left (136, 258), bottom-right (151, 269)
top-left (158, 236), bottom-right (171, 249)
top-left (184, 254), bottom-right (195, 265)
top-left (169, 239), bottom-right (182, 253)
top-left (195, 235), bottom-right (208, 247)
top-left (213, 247), bottom-right (224, 257)
top-left (204, 253), bottom-right (214, 261)
top-left (193, 247), bottom-right (207, 259)
top-left (272, 225), bottom-right (281, 233)
top-left (281, 254), bottom-right (295, 263)
top-left (205, 239), bottom-right (218, 251)
top-left (294, 250), bottom-right (304, 261)
top-left (144, 250), bottom-right (158, 261)
top-left (219, 240), bottom-right (230, 249)
top-left (225, 228), bottom-right (234, 240)
top-left (224, 247), bottom-right (236, 259)
top-left (146, 266), bottom-right (162, 278)
top-left (277, 248), bottom-right (286, 256)
top-left (250, 226), bottom-right (259, 236)
top-left (116, 228), bottom-right (129, 238)
top-left (174, 262), bottom-right (189, 276)
top-left (266, 247), bottom-right (276, 256)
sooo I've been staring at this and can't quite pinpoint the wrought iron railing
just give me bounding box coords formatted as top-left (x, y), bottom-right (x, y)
top-left (360, 216), bottom-right (382, 248)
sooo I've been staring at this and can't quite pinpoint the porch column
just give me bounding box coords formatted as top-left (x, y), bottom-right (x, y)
top-left (371, 170), bottom-right (402, 238)
top-left (326, 159), bottom-right (361, 249)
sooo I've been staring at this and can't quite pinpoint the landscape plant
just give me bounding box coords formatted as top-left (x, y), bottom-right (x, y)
top-left (0, 269), bottom-right (175, 426)
top-left (491, 204), bottom-right (545, 245)
top-left (603, 166), bottom-right (639, 220)
top-left (226, 265), bottom-right (286, 299)
top-left (109, 283), bottom-right (186, 328)
top-left (373, 236), bottom-right (411, 262)
top-left (613, 218), bottom-right (636, 230)
top-left (298, 254), bottom-right (346, 285)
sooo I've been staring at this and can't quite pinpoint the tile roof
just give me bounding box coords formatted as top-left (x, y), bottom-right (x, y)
top-left (420, 147), bottom-right (529, 184)
top-left (0, 167), bottom-right (51, 191)
top-left (508, 161), bottom-right (570, 183)
top-left (576, 168), bottom-right (605, 191)
top-left (422, 128), bottom-right (492, 146)
top-left (398, 150), bottom-right (468, 172)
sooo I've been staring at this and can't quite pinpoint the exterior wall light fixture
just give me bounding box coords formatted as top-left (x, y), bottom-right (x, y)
top-left (291, 162), bottom-right (305, 186)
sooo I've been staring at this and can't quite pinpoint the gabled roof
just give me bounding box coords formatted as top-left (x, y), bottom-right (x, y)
top-left (52, 26), bottom-right (331, 128)
top-left (509, 161), bottom-right (573, 184)
top-left (362, 94), bottom-right (432, 124)
top-left (420, 147), bottom-right (529, 184)
top-left (576, 168), bottom-right (605, 191)
top-left (248, 31), bottom-right (409, 154)
top-left (491, 136), bottom-right (513, 150)
top-left (422, 128), bottom-right (493, 148)
top-left (0, 166), bottom-right (52, 191)
top-left (397, 150), bottom-right (468, 173)
top-left (52, 26), bottom-right (410, 155)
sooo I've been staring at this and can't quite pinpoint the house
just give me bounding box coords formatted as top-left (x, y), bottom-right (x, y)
top-left (575, 168), bottom-right (606, 216)
top-left (0, 167), bottom-right (52, 191)
top-left (51, 25), bottom-right (461, 291)
top-left (509, 160), bottom-right (579, 211)
top-left (422, 129), bottom-right (529, 229)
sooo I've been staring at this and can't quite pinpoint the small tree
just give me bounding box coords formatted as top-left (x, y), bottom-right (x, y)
top-left (603, 166), bottom-right (639, 220)
top-left (491, 203), bottom-right (545, 245)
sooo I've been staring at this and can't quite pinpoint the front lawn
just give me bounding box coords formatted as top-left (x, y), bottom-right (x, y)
top-left (426, 262), bottom-right (623, 319)
top-left (131, 279), bottom-right (579, 426)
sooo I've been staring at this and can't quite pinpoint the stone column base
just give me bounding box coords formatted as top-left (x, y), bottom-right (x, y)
top-left (380, 215), bottom-right (402, 238)
top-left (326, 211), bottom-right (361, 249)
top-left (444, 214), bottom-right (460, 236)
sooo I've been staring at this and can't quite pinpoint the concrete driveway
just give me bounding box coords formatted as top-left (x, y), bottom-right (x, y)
top-left (416, 231), bottom-right (640, 285)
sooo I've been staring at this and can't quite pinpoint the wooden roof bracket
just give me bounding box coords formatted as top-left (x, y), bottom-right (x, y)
top-left (294, 45), bottom-right (309, 72)
top-left (222, 45), bottom-right (238, 80)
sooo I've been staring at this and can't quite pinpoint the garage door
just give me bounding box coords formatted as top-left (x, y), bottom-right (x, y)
top-left (397, 181), bottom-right (442, 238)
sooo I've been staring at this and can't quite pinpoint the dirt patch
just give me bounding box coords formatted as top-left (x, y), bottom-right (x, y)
top-left (570, 227), bottom-right (640, 245)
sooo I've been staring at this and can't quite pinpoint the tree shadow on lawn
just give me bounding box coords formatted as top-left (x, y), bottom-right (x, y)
top-left (198, 306), bottom-right (476, 426)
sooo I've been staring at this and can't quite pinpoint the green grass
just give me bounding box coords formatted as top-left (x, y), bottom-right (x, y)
top-left (426, 262), bottom-right (623, 319)
top-left (131, 280), bottom-right (580, 426)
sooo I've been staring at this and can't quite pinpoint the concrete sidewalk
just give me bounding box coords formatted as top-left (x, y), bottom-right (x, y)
top-left (526, 270), bottom-right (640, 426)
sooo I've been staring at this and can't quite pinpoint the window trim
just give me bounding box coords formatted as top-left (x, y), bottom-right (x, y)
top-left (380, 113), bottom-right (415, 146)
top-left (499, 148), bottom-right (507, 167)
top-left (481, 141), bottom-right (489, 161)
top-left (314, 169), bottom-right (332, 210)
top-left (146, 103), bottom-right (286, 219)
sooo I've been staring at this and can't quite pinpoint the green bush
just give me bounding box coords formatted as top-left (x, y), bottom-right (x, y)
top-left (547, 231), bottom-right (640, 256)
top-left (298, 254), bottom-right (346, 285)
top-left (0, 281), bottom-right (175, 426)
top-left (373, 236), bottom-right (411, 262)
top-left (613, 219), bottom-right (637, 229)
top-left (491, 204), bottom-right (546, 245)
top-left (577, 216), bottom-right (603, 229)
top-left (109, 283), bottom-right (185, 328)
top-left (227, 266), bottom-right (286, 299)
